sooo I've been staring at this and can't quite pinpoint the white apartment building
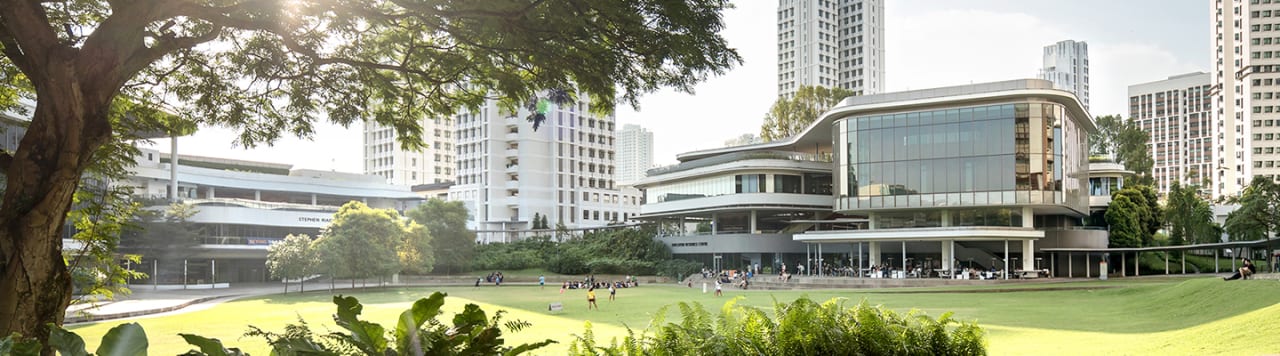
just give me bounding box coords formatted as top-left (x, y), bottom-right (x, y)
top-left (363, 118), bottom-right (455, 186)
top-left (1039, 40), bottom-right (1090, 111)
top-left (447, 99), bottom-right (641, 236)
top-left (777, 0), bottom-right (884, 97)
top-left (1213, 0), bottom-right (1280, 198)
top-left (616, 124), bottom-right (654, 185)
top-left (1128, 72), bottom-right (1215, 196)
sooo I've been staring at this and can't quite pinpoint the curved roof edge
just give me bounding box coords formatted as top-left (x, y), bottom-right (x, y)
top-left (677, 79), bottom-right (1093, 162)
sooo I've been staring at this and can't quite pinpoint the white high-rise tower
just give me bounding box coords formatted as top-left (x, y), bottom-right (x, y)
top-left (776, 0), bottom-right (884, 97)
top-left (1039, 40), bottom-right (1090, 111)
top-left (446, 99), bottom-right (641, 237)
top-left (363, 119), bottom-right (455, 186)
top-left (1210, 0), bottom-right (1280, 198)
top-left (616, 124), bottom-right (654, 185)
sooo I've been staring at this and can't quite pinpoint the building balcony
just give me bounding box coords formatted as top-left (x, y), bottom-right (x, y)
top-left (505, 164), bottom-right (519, 173)
top-left (505, 180), bottom-right (520, 190)
top-left (505, 149), bottom-right (519, 157)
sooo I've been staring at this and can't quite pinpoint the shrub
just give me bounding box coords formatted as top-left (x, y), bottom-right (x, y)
top-left (569, 297), bottom-right (986, 355)
top-left (547, 249), bottom-right (591, 275)
top-left (655, 259), bottom-right (703, 279)
top-left (585, 258), bottom-right (655, 275)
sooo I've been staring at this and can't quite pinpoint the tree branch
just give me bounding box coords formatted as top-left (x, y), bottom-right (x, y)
top-left (0, 0), bottom-right (62, 76)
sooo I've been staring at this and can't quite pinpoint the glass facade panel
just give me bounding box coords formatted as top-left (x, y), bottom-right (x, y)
top-left (837, 101), bottom-right (1089, 213)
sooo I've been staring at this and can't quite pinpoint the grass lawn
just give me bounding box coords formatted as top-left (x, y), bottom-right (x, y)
top-left (68, 276), bottom-right (1280, 355)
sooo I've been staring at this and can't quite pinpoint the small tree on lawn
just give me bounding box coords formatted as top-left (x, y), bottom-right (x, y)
top-left (317, 202), bottom-right (401, 288)
top-left (398, 222), bottom-right (435, 275)
top-left (266, 234), bottom-right (318, 293)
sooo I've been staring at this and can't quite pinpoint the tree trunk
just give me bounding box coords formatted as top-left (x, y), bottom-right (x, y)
top-left (0, 60), bottom-right (113, 346)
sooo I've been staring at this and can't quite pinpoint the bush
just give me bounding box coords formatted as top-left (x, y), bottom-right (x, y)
top-left (569, 297), bottom-right (986, 355)
top-left (585, 258), bottom-right (655, 275)
top-left (470, 244), bottom-right (545, 271)
top-left (655, 259), bottom-right (703, 279)
top-left (547, 248), bottom-right (591, 275)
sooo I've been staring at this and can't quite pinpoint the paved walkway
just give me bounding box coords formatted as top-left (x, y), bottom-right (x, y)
top-left (64, 279), bottom-right (471, 324)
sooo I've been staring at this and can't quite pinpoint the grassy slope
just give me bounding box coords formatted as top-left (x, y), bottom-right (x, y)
top-left (68, 277), bottom-right (1280, 355)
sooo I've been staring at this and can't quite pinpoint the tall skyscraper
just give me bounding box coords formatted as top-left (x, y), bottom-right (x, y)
top-left (1128, 72), bottom-right (1215, 196)
top-left (447, 99), bottom-right (640, 233)
top-left (1039, 40), bottom-right (1090, 110)
top-left (776, 0), bottom-right (884, 98)
top-left (363, 119), bottom-right (455, 186)
top-left (616, 124), bottom-right (653, 185)
top-left (1211, 0), bottom-right (1280, 198)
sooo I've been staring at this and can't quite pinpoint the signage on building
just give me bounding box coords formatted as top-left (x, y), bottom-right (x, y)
top-left (247, 237), bottom-right (283, 246)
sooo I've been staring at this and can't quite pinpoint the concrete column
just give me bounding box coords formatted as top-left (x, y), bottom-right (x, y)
top-left (749, 210), bottom-right (758, 234)
top-left (1021, 206), bottom-right (1034, 228)
top-left (311, 193), bottom-right (317, 205)
top-left (1068, 253), bottom-right (1073, 278)
top-left (206, 187), bottom-right (215, 199)
top-left (1134, 252), bottom-right (1140, 276)
top-left (941, 240), bottom-right (953, 272)
top-left (1022, 239), bottom-right (1035, 271)
top-left (868, 241), bottom-right (880, 266)
top-left (867, 212), bottom-right (877, 229)
top-left (940, 211), bottom-right (951, 227)
top-left (1003, 240), bottom-right (1009, 280)
top-left (254, 190), bottom-right (261, 201)
top-left (1121, 253), bottom-right (1127, 277)
top-left (169, 136), bottom-right (178, 202)
top-left (901, 241), bottom-right (907, 275)
top-left (711, 214), bottom-right (718, 235)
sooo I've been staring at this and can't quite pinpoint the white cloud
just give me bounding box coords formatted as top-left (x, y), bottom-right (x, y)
top-left (884, 9), bottom-right (1067, 91)
top-left (1089, 42), bottom-right (1202, 117)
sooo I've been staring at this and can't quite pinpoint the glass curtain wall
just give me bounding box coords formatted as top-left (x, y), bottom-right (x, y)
top-left (838, 102), bottom-right (1087, 213)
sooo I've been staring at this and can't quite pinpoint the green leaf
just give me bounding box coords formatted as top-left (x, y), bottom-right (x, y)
top-left (180, 334), bottom-right (246, 356)
top-left (1, 333), bottom-right (43, 356)
top-left (48, 325), bottom-right (89, 356)
top-left (96, 323), bottom-right (148, 356)
top-left (395, 292), bottom-right (446, 353)
top-left (332, 295), bottom-right (388, 354)
top-left (503, 339), bottom-right (557, 356)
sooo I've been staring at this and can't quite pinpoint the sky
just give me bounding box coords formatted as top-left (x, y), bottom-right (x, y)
top-left (160, 0), bottom-right (1208, 172)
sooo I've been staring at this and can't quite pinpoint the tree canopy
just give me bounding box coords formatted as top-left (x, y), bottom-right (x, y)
top-left (1164, 182), bottom-right (1221, 245)
top-left (266, 234), bottom-right (318, 292)
top-left (407, 198), bottom-right (473, 275)
top-left (1223, 179), bottom-right (1280, 258)
top-left (315, 201), bottom-right (403, 284)
top-left (1089, 115), bottom-right (1154, 186)
top-left (759, 85), bottom-right (854, 142)
top-left (0, 0), bottom-right (740, 341)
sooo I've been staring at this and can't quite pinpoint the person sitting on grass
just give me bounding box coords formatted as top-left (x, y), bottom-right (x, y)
top-left (587, 288), bottom-right (599, 310)
top-left (1224, 257), bottom-right (1256, 281)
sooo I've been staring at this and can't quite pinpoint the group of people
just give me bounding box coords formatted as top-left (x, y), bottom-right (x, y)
top-left (475, 271), bottom-right (505, 286)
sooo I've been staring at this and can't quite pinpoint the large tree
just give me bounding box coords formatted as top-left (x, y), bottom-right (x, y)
top-left (1112, 185), bottom-right (1161, 246)
top-left (1105, 195), bottom-right (1143, 248)
top-left (407, 198), bottom-right (473, 275)
top-left (759, 85), bottom-right (855, 142)
top-left (1224, 179), bottom-right (1280, 259)
top-left (1164, 182), bottom-right (1221, 245)
top-left (1089, 115), bottom-right (1155, 186)
top-left (0, 0), bottom-right (739, 341)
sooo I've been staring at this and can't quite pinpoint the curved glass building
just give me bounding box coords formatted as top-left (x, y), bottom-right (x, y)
top-left (639, 79), bottom-right (1107, 277)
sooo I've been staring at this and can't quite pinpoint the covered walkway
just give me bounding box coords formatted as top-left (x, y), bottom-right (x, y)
top-left (794, 226), bottom-right (1045, 280)
top-left (1041, 239), bottom-right (1278, 278)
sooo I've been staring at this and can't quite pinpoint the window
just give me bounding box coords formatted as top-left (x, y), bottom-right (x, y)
top-left (735, 174), bottom-right (765, 193)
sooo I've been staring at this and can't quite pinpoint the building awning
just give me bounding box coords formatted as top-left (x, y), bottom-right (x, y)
top-left (795, 226), bottom-right (1043, 243)
top-left (1040, 239), bottom-right (1276, 253)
